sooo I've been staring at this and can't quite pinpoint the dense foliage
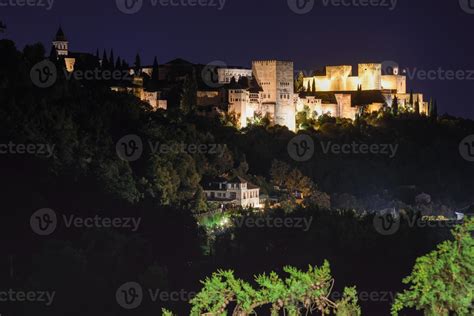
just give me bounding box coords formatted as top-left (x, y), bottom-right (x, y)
top-left (392, 218), bottom-right (474, 316)
top-left (164, 261), bottom-right (360, 316)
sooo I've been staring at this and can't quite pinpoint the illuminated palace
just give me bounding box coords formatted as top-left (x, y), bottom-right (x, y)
top-left (225, 62), bottom-right (428, 131)
top-left (51, 27), bottom-right (428, 131)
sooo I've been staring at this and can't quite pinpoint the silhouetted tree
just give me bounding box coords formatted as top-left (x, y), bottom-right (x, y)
top-left (392, 96), bottom-right (399, 115)
top-left (49, 45), bottom-right (58, 60)
top-left (431, 99), bottom-right (438, 118)
top-left (414, 96), bottom-right (420, 115)
top-left (101, 50), bottom-right (108, 69)
top-left (151, 56), bottom-right (159, 82)
top-left (115, 57), bottom-right (122, 70)
top-left (121, 59), bottom-right (129, 70)
top-left (109, 49), bottom-right (115, 70)
top-left (180, 70), bottom-right (198, 114)
top-left (0, 20), bottom-right (6, 33)
top-left (312, 79), bottom-right (316, 93)
top-left (295, 71), bottom-right (304, 93)
top-left (134, 53), bottom-right (141, 74)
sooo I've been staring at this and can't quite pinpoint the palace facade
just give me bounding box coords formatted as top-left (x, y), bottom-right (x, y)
top-left (50, 27), bottom-right (429, 131)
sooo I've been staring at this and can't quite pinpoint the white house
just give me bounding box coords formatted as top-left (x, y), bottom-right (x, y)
top-left (202, 176), bottom-right (260, 208)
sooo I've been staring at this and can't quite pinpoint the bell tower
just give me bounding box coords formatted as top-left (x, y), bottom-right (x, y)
top-left (52, 26), bottom-right (69, 56)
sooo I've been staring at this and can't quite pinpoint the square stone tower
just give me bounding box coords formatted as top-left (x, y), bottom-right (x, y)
top-left (358, 63), bottom-right (382, 90)
top-left (252, 60), bottom-right (295, 131)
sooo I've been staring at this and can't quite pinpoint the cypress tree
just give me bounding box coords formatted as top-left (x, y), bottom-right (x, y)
top-left (102, 50), bottom-right (108, 69)
top-left (115, 57), bottom-right (122, 70)
top-left (121, 59), bottom-right (129, 70)
top-left (295, 71), bottom-right (304, 93)
top-left (429, 98), bottom-right (434, 118)
top-left (433, 99), bottom-right (438, 118)
top-left (109, 49), bottom-right (115, 70)
top-left (312, 79), bottom-right (316, 93)
top-left (49, 45), bottom-right (58, 60)
top-left (392, 96), bottom-right (399, 115)
top-left (134, 53), bottom-right (141, 74)
top-left (180, 70), bottom-right (198, 114)
top-left (151, 56), bottom-right (159, 82)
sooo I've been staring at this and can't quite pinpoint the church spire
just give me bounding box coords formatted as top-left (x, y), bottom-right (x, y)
top-left (55, 25), bottom-right (67, 41)
top-left (52, 25), bottom-right (69, 56)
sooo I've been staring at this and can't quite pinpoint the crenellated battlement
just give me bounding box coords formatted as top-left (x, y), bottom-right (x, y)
top-left (252, 60), bottom-right (293, 66)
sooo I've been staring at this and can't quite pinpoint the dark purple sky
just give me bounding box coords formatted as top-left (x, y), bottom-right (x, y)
top-left (2, 0), bottom-right (474, 118)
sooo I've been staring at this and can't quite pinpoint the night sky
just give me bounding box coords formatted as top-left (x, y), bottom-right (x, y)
top-left (2, 0), bottom-right (474, 118)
